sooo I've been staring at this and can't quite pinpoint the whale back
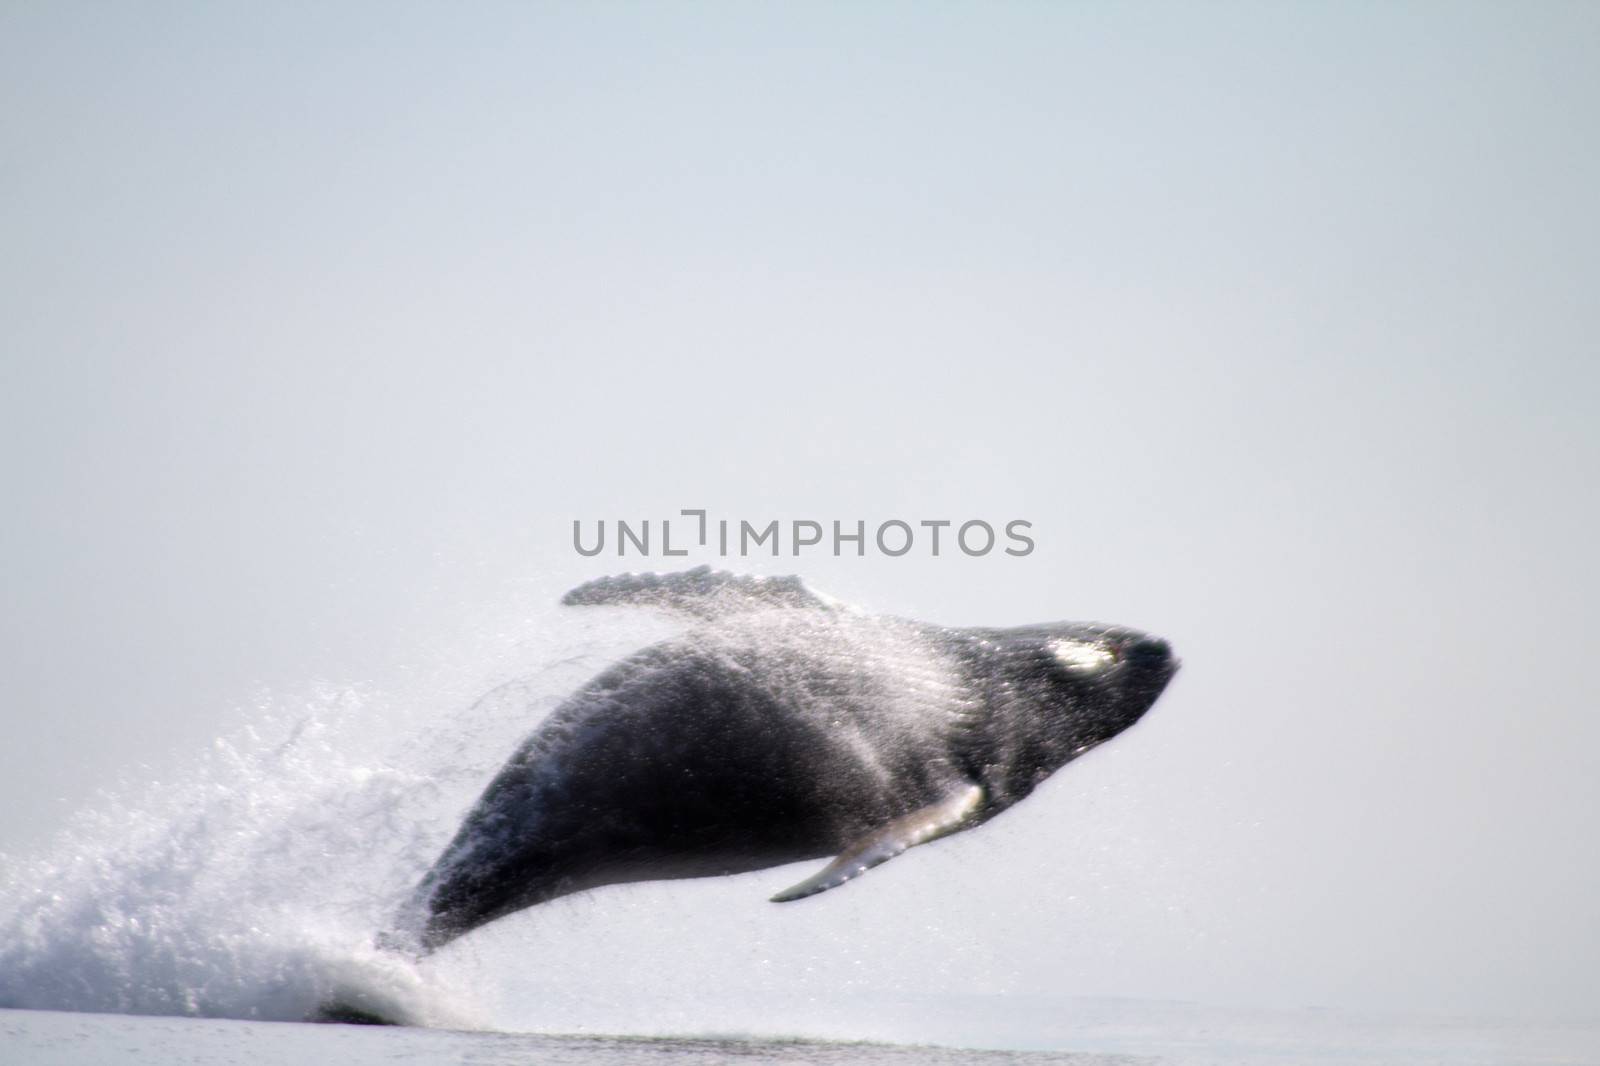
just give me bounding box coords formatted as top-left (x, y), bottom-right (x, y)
top-left (561, 565), bottom-right (840, 619)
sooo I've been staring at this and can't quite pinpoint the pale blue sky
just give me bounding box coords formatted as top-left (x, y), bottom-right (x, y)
top-left (2, 2), bottom-right (1597, 1022)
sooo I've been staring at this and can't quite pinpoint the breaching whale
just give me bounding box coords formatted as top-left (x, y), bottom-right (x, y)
top-left (378, 567), bottom-right (1178, 956)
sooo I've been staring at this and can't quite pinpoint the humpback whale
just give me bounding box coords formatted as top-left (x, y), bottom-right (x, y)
top-left (381, 567), bottom-right (1178, 955)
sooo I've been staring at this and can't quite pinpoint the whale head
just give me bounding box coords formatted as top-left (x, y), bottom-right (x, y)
top-left (1041, 623), bottom-right (1178, 748)
top-left (959, 620), bottom-right (1178, 779)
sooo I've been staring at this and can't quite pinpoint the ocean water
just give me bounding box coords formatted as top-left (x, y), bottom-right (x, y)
top-left (0, 595), bottom-right (1594, 1063)
top-left (5, 1002), bottom-right (1597, 1066)
top-left (3, 1007), bottom-right (1148, 1066)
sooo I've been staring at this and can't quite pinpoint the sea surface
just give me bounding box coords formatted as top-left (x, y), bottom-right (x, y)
top-left (5, 999), bottom-right (1597, 1066)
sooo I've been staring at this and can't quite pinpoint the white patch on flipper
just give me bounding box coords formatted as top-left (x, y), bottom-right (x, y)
top-left (769, 784), bottom-right (984, 903)
top-left (1050, 638), bottom-right (1116, 674)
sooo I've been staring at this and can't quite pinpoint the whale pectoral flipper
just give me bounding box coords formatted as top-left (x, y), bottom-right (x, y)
top-left (769, 784), bottom-right (984, 903)
top-left (562, 565), bottom-right (839, 619)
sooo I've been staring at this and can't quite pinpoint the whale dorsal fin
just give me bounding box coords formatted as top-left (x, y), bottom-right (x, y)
top-left (562, 566), bottom-right (840, 620)
top-left (769, 784), bottom-right (984, 903)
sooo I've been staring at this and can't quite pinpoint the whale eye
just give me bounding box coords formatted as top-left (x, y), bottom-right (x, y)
top-left (1050, 638), bottom-right (1116, 674)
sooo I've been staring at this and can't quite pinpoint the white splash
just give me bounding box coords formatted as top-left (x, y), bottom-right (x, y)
top-left (0, 684), bottom-right (483, 1025)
